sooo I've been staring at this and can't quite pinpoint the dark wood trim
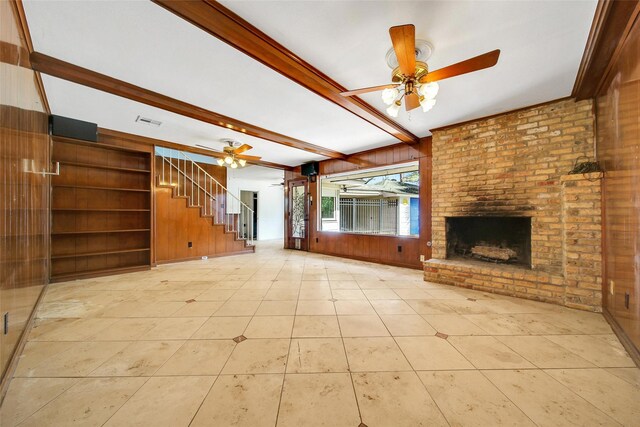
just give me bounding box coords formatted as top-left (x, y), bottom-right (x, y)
top-left (572, 0), bottom-right (640, 100)
top-left (152, 0), bottom-right (418, 144)
top-left (602, 309), bottom-right (640, 367)
top-left (98, 128), bottom-right (293, 171)
top-left (29, 52), bottom-right (345, 160)
top-left (11, 0), bottom-right (51, 114)
top-left (429, 96), bottom-right (574, 133)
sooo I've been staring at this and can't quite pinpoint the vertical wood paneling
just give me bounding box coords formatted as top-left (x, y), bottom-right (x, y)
top-left (285, 138), bottom-right (431, 269)
top-left (0, 0), bottom-right (50, 383)
top-left (154, 187), bottom-right (250, 262)
top-left (596, 16), bottom-right (640, 353)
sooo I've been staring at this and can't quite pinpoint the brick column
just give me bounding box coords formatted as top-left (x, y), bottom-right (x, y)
top-left (561, 172), bottom-right (603, 311)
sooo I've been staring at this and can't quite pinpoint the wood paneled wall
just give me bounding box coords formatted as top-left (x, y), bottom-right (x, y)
top-left (153, 156), bottom-right (254, 263)
top-left (0, 0), bottom-right (50, 384)
top-left (285, 139), bottom-right (431, 269)
top-left (596, 15), bottom-right (640, 357)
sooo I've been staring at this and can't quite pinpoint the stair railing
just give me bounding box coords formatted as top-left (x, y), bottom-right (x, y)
top-left (157, 147), bottom-right (255, 246)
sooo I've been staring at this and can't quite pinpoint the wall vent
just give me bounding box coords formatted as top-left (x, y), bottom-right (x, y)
top-left (135, 115), bottom-right (162, 127)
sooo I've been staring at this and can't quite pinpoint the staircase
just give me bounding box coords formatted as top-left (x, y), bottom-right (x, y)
top-left (155, 148), bottom-right (255, 261)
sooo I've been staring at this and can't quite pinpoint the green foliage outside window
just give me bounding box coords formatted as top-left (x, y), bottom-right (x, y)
top-left (321, 196), bottom-right (335, 219)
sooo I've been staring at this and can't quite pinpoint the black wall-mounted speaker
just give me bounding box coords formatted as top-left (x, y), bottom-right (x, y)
top-left (49, 115), bottom-right (98, 142)
top-left (301, 161), bottom-right (320, 177)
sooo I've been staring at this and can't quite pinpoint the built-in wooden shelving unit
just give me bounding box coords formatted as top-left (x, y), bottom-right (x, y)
top-left (50, 137), bottom-right (152, 281)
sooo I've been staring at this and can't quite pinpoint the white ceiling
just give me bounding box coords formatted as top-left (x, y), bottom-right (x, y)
top-left (23, 0), bottom-right (597, 168)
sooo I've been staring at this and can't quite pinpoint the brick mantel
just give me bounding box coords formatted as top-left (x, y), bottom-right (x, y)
top-left (424, 99), bottom-right (603, 311)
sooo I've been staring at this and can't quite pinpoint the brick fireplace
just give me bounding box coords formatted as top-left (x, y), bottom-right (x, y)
top-left (424, 99), bottom-right (603, 311)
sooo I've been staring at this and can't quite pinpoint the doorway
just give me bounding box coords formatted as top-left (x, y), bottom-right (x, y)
top-left (240, 190), bottom-right (258, 240)
top-left (286, 179), bottom-right (309, 250)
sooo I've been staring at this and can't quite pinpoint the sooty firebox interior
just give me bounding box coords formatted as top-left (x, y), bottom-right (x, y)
top-left (446, 217), bottom-right (532, 267)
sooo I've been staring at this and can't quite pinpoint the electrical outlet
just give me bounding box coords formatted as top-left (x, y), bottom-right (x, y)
top-left (420, 255), bottom-right (425, 262)
top-left (188, 242), bottom-right (193, 248)
top-left (625, 292), bottom-right (630, 309)
top-left (397, 245), bottom-right (402, 253)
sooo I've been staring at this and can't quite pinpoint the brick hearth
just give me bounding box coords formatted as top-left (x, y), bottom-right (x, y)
top-left (424, 99), bottom-right (603, 311)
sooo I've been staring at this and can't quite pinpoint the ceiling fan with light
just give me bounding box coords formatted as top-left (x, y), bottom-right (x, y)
top-left (341, 24), bottom-right (500, 117)
top-left (196, 139), bottom-right (261, 168)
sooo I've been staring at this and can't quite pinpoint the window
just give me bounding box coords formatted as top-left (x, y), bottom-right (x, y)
top-left (321, 196), bottom-right (336, 219)
top-left (318, 162), bottom-right (419, 237)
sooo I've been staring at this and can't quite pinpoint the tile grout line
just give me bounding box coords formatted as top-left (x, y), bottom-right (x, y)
top-left (367, 285), bottom-right (453, 427)
top-left (188, 256), bottom-right (289, 426)
top-left (332, 268), bottom-right (365, 426)
top-left (271, 254), bottom-right (296, 427)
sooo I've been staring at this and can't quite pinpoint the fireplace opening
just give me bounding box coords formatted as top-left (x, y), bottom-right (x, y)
top-left (446, 217), bottom-right (532, 267)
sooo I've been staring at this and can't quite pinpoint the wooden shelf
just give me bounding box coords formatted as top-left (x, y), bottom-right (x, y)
top-left (54, 160), bottom-right (150, 173)
top-left (52, 208), bottom-right (150, 212)
top-left (51, 248), bottom-right (150, 260)
top-left (51, 138), bottom-right (152, 281)
top-left (52, 184), bottom-right (150, 192)
top-left (52, 229), bottom-right (150, 235)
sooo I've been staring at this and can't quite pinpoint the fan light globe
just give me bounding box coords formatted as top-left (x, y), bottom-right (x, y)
top-left (238, 159), bottom-right (247, 167)
top-left (420, 98), bottom-right (436, 112)
top-left (224, 156), bottom-right (233, 165)
top-left (420, 82), bottom-right (439, 99)
top-left (381, 87), bottom-right (399, 105)
top-left (230, 161), bottom-right (238, 169)
top-left (217, 158), bottom-right (225, 166)
top-left (386, 101), bottom-right (401, 117)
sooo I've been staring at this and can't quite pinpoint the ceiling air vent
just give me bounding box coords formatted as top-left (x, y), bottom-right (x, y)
top-left (135, 115), bottom-right (162, 127)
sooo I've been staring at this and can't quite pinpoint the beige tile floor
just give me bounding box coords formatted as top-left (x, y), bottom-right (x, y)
top-left (1, 240), bottom-right (639, 427)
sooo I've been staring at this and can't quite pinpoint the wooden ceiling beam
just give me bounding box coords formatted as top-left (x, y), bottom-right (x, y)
top-left (29, 52), bottom-right (346, 160)
top-left (153, 0), bottom-right (419, 144)
top-left (98, 128), bottom-right (293, 170)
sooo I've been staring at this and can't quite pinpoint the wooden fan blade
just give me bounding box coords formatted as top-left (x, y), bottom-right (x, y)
top-left (233, 144), bottom-right (252, 154)
top-left (340, 84), bottom-right (398, 97)
top-left (238, 154), bottom-right (261, 161)
top-left (405, 92), bottom-right (420, 111)
top-left (389, 24), bottom-right (416, 76)
top-left (420, 49), bottom-right (500, 84)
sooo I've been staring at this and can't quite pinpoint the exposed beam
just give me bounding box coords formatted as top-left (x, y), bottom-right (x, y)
top-left (153, 0), bottom-right (419, 144)
top-left (572, 0), bottom-right (640, 100)
top-left (98, 128), bottom-right (293, 171)
top-left (29, 52), bottom-right (345, 160)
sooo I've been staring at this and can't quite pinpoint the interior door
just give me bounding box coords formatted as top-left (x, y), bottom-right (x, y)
top-left (287, 179), bottom-right (309, 250)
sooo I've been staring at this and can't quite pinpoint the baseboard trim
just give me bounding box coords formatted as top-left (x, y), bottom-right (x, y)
top-left (602, 309), bottom-right (640, 368)
top-left (155, 249), bottom-right (255, 265)
top-left (306, 250), bottom-right (422, 270)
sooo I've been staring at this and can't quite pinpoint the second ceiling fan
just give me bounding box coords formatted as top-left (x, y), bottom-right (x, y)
top-left (196, 139), bottom-right (261, 168)
top-left (341, 24), bottom-right (500, 117)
